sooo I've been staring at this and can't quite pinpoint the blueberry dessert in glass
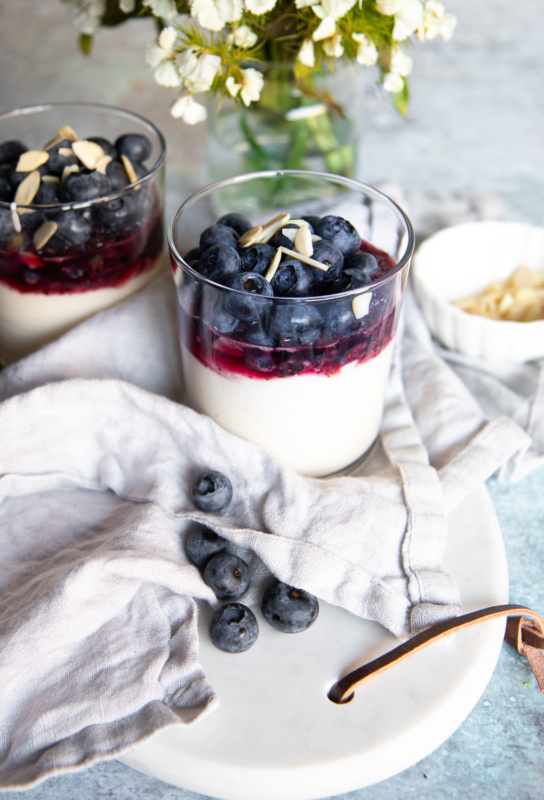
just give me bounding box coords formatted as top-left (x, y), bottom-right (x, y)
top-left (169, 171), bottom-right (414, 477)
top-left (0, 103), bottom-right (166, 364)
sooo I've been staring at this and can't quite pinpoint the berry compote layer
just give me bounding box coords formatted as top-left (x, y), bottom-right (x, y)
top-left (174, 210), bottom-right (403, 476)
top-left (0, 125), bottom-right (164, 363)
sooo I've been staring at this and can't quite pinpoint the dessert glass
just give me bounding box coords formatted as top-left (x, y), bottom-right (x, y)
top-left (169, 171), bottom-right (414, 477)
top-left (0, 102), bottom-right (166, 364)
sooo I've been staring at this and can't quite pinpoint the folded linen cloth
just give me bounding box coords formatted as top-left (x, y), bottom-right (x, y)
top-left (0, 200), bottom-right (541, 789)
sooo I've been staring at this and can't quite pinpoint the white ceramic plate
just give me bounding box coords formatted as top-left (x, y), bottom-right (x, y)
top-left (120, 485), bottom-right (508, 800)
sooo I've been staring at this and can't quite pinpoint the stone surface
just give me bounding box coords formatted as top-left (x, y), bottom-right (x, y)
top-left (1, 1), bottom-right (543, 798)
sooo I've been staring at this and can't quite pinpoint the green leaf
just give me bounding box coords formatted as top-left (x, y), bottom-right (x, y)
top-left (79, 33), bottom-right (93, 55)
top-left (392, 78), bottom-right (410, 117)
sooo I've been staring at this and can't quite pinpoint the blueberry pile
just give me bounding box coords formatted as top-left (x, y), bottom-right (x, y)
top-left (0, 127), bottom-right (163, 294)
top-left (186, 470), bottom-right (319, 653)
top-left (179, 210), bottom-right (397, 379)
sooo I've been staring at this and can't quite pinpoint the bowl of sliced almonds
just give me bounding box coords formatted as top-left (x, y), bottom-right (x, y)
top-left (411, 220), bottom-right (544, 362)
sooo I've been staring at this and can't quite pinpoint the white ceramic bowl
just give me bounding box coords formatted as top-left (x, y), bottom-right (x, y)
top-left (411, 220), bottom-right (544, 362)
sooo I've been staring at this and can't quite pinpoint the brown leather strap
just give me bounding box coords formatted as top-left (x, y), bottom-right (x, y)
top-left (328, 604), bottom-right (544, 704)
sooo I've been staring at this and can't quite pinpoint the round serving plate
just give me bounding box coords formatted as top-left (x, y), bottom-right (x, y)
top-left (120, 485), bottom-right (508, 800)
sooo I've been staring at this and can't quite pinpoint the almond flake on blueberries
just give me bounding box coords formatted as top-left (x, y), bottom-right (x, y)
top-left (121, 154), bottom-right (138, 184)
top-left (8, 232), bottom-right (25, 252)
top-left (264, 248), bottom-right (283, 283)
top-left (33, 220), bottom-right (58, 251)
top-left (95, 154), bottom-right (112, 174)
top-left (14, 170), bottom-right (41, 207)
top-left (72, 139), bottom-right (105, 170)
top-left (10, 202), bottom-right (21, 233)
top-left (16, 150), bottom-right (49, 172)
top-left (294, 225), bottom-right (313, 257)
top-left (58, 147), bottom-right (74, 157)
top-left (57, 124), bottom-right (79, 142)
top-left (259, 212), bottom-right (291, 243)
top-left (239, 225), bottom-right (264, 247)
top-left (280, 246), bottom-right (329, 271)
top-left (352, 292), bottom-right (372, 319)
top-left (42, 174), bottom-right (60, 184)
top-left (61, 164), bottom-right (79, 182)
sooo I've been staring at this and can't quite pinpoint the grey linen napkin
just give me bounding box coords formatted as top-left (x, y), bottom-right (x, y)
top-left (0, 210), bottom-right (539, 789)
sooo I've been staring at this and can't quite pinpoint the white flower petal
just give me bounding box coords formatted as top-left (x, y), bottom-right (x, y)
top-left (323, 33), bottom-right (344, 58)
top-left (352, 33), bottom-right (378, 66)
top-left (119, 0), bottom-right (135, 12)
top-left (244, 0), bottom-right (277, 13)
top-left (312, 16), bottom-right (337, 41)
top-left (171, 94), bottom-right (208, 124)
top-left (383, 72), bottom-right (404, 93)
top-left (228, 24), bottom-right (258, 48)
top-left (297, 38), bottom-right (315, 68)
top-left (239, 67), bottom-right (264, 105)
top-left (154, 60), bottom-right (182, 87)
top-left (158, 26), bottom-right (178, 53)
top-left (225, 76), bottom-right (241, 96)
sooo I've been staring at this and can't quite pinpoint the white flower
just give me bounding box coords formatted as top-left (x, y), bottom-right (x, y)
top-left (297, 38), bottom-right (315, 68)
top-left (226, 68), bottom-right (264, 106)
top-left (227, 24), bottom-right (258, 48)
top-left (323, 33), bottom-right (344, 58)
top-left (177, 49), bottom-right (222, 93)
top-left (190, 0), bottom-right (243, 31)
top-left (244, 0), bottom-right (277, 13)
top-left (382, 72), bottom-right (404, 94)
top-left (294, 0), bottom-right (315, 6)
top-left (376, 0), bottom-right (423, 41)
top-left (146, 26), bottom-right (181, 88)
top-left (170, 94), bottom-right (208, 124)
top-left (382, 45), bottom-right (412, 93)
top-left (72, 0), bottom-right (105, 36)
top-left (352, 33), bottom-right (378, 66)
top-left (311, 0), bottom-right (356, 41)
top-left (119, 0), bottom-right (135, 12)
top-left (417, 1), bottom-right (456, 41)
top-left (143, 0), bottom-right (178, 19)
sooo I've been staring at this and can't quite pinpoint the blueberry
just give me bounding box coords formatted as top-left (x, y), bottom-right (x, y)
top-left (94, 194), bottom-right (136, 232)
top-left (0, 140), bottom-right (27, 165)
top-left (344, 251), bottom-right (379, 278)
top-left (53, 210), bottom-right (92, 245)
top-left (271, 223), bottom-right (300, 250)
top-left (0, 169), bottom-right (12, 202)
top-left (331, 267), bottom-right (372, 294)
top-left (198, 244), bottom-right (241, 285)
top-left (34, 180), bottom-right (60, 205)
top-left (322, 298), bottom-right (360, 340)
top-left (114, 133), bottom-right (152, 164)
top-left (203, 552), bottom-right (250, 600)
top-left (0, 207), bottom-right (16, 239)
top-left (309, 240), bottom-right (344, 286)
top-left (301, 215), bottom-right (320, 233)
top-left (200, 223), bottom-right (238, 252)
top-left (271, 258), bottom-right (313, 297)
top-left (226, 272), bottom-right (273, 322)
top-left (45, 139), bottom-right (79, 176)
top-left (216, 212), bottom-right (253, 236)
top-left (239, 243), bottom-right (276, 275)
top-left (269, 302), bottom-right (322, 346)
top-left (185, 526), bottom-right (230, 569)
top-left (209, 603), bottom-right (259, 653)
top-left (59, 170), bottom-right (112, 202)
top-left (315, 215), bottom-right (361, 257)
top-left (105, 159), bottom-right (131, 190)
top-left (261, 581), bottom-right (319, 633)
top-left (191, 470), bottom-right (233, 512)
top-left (202, 294), bottom-right (241, 335)
top-left (243, 326), bottom-right (276, 347)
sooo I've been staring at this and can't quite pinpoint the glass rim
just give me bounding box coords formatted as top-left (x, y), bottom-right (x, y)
top-left (168, 169), bottom-right (415, 303)
top-left (0, 101), bottom-right (166, 212)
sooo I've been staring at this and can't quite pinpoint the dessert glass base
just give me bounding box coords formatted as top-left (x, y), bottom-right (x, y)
top-left (169, 171), bottom-right (414, 477)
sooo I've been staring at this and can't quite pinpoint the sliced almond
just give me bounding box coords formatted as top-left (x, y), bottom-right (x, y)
top-left (259, 212), bottom-right (291, 244)
top-left (61, 164), bottom-right (79, 182)
top-left (72, 139), bottom-right (105, 170)
top-left (121, 154), bottom-right (138, 184)
top-left (239, 225), bottom-right (264, 248)
top-left (10, 202), bottom-right (21, 233)
top-left (264, 248), bottom-right (283, 283)
top-left (352, 292), bottom-right (372, 319)
top-left (42, 174), bottom-right (60, 184)
top-left (294, 225), bottom-right (313, 258)
top-left (7, 232), bottom-right (25, 253)
top-left (57, 124), bottom-right (79, 142)
top-left (95, 154), bottom-right (112, 175)
top-left (16, 150), bottom-right (49, 172)
top-left (14, 170), bottom-right (41, 207)
top-left (33, 220), bottom-right (58, 251)
top-left (280, 246), bottom-right (329, 271)
top-left (43, 133), bottom-right (64, 151)
top-left (58, 147), bottom-right (75, 158)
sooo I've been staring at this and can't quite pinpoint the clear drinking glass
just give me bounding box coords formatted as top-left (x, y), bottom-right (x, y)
top-left (169, 170), bottom-right (414, 477)
top-left (0, 102), bottom-right (166, 364)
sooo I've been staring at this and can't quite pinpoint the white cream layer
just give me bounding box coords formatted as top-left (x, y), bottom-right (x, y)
top-left (182, 339), bottom-right (395, 477)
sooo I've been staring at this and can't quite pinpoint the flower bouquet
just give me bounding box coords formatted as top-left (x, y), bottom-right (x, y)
top-left (62, 0), bottom-right (456, 176)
